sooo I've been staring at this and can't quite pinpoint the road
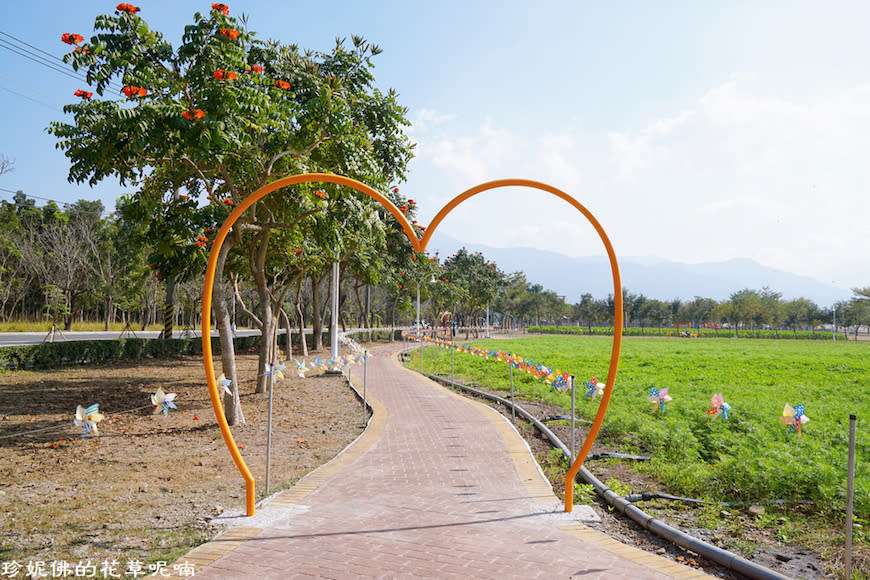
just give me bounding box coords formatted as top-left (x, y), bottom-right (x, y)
top-left (0, 327), bottom-right (389, 347)
top-left (0, 329), bottom-right (262, 347)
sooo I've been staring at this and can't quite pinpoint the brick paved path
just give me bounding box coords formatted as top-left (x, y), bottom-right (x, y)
top-left (181, 343), bottom-right (709, 579)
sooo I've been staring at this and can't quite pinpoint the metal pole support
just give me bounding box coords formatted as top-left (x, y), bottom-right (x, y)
top-left (363, 350), bottom-right (368, 428)
top-left (265, 362), bottom-right (275, 495)
top-left (846, 413), bottom-right (856, 579)
top-left (510, 362), bottom-right (515, 422)
top-left (570, 375), bottom-right (576, 459)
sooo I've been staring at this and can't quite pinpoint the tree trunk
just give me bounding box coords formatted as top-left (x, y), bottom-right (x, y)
top-left (213, 241), bottom-right (244, 426)
top-left (311, 272), bottom-right (323, 351)
top-left (339, 289), bottom-right (348, 333)
top-left (255, 306), bottom-right (275, 394)
top-left (163, 278), bottom-right (176, 339)
top-left (104, 294), bottom-right (113, 332)
top-left (280, 307), bottom-right (293, 361)
top-left (63, 290), bottom-right (74, 331)
top-left (295, 280), bottom-right (308, 357)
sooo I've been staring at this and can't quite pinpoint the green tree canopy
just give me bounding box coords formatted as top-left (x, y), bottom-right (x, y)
top-left (48, 3), bottom-right (414, 421)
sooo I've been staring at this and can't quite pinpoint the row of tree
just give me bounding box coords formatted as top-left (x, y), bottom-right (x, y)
top-left (6, 3), bottom-right (867, 426)
top-left (3, 185), bottom-right (865, 344)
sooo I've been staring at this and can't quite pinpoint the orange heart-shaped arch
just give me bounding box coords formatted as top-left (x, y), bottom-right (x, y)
top-left (201, 173), bottom-right (623, 515)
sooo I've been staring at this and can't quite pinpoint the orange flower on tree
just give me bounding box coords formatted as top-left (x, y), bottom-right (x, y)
top-left (220, 28), bottom-right (240, 40)
top-left (182, 109), bottom-right (206, 120)
top-left (74, 46), bottom-right (90, 54)
top-left (223, 199), bottom-right (234, 205)
top-left (399, 205), bottom-right (408, 212)
top-left (74, 89), bottom-right (93, 99)
top-left (122, 85), bottom-right (147, 98)
top-left (213, 70), bottom-right (237, 80)
top-left (116, 3), bottom-right (140, 14)
top-left (294, 248), bottom-right (303, 255)
top-left (251, 65), bottom-right (264, 74)
top-left (274, 80), bottom-right (290, 90)
top-left (61, 33), bottom-right (84, 45)
top-left (211, 3), bottom-right (230, 14)
top-left (314, 190), bottom-right (327, 199)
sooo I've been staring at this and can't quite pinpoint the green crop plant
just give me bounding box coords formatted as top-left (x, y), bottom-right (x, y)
top-left (416, 335), bottom-right (870, 526)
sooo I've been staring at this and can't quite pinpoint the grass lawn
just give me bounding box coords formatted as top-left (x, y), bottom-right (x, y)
top-left (417, 334), bottom-right (869, 524)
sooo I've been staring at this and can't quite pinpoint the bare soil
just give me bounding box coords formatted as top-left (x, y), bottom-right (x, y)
top-left (0, 351), bottom-right (364, 570)
top-left (2, 349), bottom-right (865, 579)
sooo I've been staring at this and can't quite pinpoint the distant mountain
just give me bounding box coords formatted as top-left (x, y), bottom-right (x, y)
top-left (427, 233), bottom-right (852, 307)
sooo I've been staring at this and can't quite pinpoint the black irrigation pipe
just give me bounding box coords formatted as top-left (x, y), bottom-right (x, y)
top-left (409, 358), bottom-right (792, 580)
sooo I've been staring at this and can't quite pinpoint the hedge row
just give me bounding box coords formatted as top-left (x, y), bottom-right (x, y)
top-left (346, 328), bottom-right (404, 343)
top-left (0, 335), bottom-right (263, 371)
top-left (528, 325), bottom-right (837, 340)
top-left (0, 328), bottom-right (407, 371)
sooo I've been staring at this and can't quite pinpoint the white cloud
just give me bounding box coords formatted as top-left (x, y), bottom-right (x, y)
top-left (528, 133), bottom-right (583, 192)
top-left (423, 119), bottom-right (517, 186)
top-left (406, 79), bottom-right (870, 287)
top-left (408, 107), bottom-right (455, 133)
top-left (603, 77), bottom-right (870, 285)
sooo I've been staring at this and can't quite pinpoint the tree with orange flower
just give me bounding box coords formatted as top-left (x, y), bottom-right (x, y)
top-left (48, 4), bottom-right (413, 424)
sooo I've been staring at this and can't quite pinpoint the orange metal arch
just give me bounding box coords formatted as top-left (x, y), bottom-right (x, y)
top-left (202, 174), bottom-right (622, 516)
top-left (202, 173), bottom-right (416, 516)
top-left (423, 179), bottom-right (623, 512)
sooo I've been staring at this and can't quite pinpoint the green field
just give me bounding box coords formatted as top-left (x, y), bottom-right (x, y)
top-left (417, 335), bottom-right (869, 522)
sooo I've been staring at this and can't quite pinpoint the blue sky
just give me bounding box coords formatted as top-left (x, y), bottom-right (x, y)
top-left (2, 1), bottom-right (869, 295)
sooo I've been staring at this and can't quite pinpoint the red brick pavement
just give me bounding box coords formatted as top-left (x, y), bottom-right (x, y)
top-left (181, 343), bottom-right (709, 579)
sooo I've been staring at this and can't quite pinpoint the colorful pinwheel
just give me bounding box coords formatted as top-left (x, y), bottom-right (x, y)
top-left (706, 393), bottom-right (731, 420)
top-left (73, 403), bottom-right (104, 437)
top-left (150, 388), bottom-right (177, 417)
top-left (780, 403), bottom-right (809, 435)
top-left (294, 359), bottom-right (307, 378)
top-left (216, 373), bottom-right (232, 396)
top-left (648, 387), bottom-right (672, 414)
top-left (264, 363), bottom-right (285, 381)
top-left (585, 377), bottom-right (605, 399)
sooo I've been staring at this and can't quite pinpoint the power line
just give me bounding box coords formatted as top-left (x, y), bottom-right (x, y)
top-left (0, 30), bottom-right (125, 94)
top-left (0, 30), bottom-right (71, 64)
top-left (0, 38), bottom-right (94, 87)
top-left (0, 72), bottom-right (67, 105)
top-left (0, 85), bottom-right (62, 113)
top-left (0, 187), bottom-right (114, 216)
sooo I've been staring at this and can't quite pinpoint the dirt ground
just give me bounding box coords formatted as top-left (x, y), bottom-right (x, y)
top-left (1, 347), bottom-right (865, 579)
top-left (0, 351), bottom-right (365, 571)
